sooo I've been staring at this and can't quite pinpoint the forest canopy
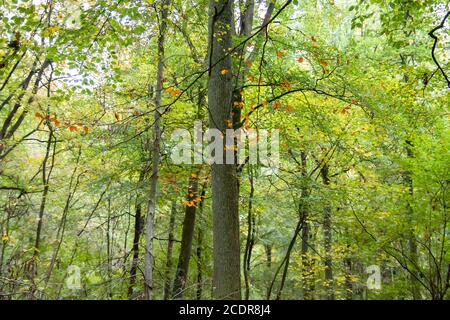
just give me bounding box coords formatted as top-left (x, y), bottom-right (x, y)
top-left (0, 0), bottom-right (449, 301)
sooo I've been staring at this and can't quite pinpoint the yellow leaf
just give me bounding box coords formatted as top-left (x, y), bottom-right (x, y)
top-left (114, 113), bottom-right (122, 122)
top-left (47, 25), bottom-right (60, 34)
top-left (220, 69), bottom-right (230, 76)
top-left (2, 235), bottom-right (9, 242)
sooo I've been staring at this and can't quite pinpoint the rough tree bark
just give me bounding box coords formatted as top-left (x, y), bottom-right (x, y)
top-left (208, 0), bottom-right (241, 300)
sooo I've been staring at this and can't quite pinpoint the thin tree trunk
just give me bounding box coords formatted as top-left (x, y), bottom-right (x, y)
top-left (106, 198), bottom-right (113, 299)
top-left (173, 173), bottom-right (200, 299)
top-left (264, 244), bottom-right (272, 299)
top-left (0, 206), bottom-right (11, 278)
top-left (195, 187), bottom-right (206, 300)
top-left (143, 0), bottom-right (171, 300)
top-left (0, 59), bottom-right (50, 159)
top-left (321, 164), bottom-right (334, 300)
top-left (268, 151), bottom-right (308, 300)
top-left (243, 166), bottom-right (255, 300)
top-left (163, 201), bottom-right (177, 300)
top-left (344, 255), bottom-right (353, 300)
top-left (27, 126), bottom-right (56, 299)
top-left (128, 192), bottom-right (144, 299)
top-left (300, 152), bottom-right (314, 300)
top-left (32, 131), bottom-right (54, 261)
top-left (270, 215), bottom-right (303, 300)
top-left (405, 140), bottom-right (421, 300)
top-left (128, 165), bottom-right (147, 299)
top-left (44, 148), bottom-right (82, 288)
top-left (208, 0), bottom-right (241, 300)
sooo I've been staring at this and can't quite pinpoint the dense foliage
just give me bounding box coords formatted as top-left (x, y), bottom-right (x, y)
top-left (0, 0), bottom-right (449, 300)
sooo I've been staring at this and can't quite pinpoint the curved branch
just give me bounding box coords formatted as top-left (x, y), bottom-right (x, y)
top-left (429, 11), bottom-right (450, 88)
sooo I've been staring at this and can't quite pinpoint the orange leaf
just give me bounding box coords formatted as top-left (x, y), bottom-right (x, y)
top-left (172, 88), bottom-right (182, 97)
top-left (68, 126), bottom-right (78, 132)
top-left (284, 105), bottom-right (294, 113)
top-left (319, 59), bottom-right (329, 67)
top-left (194, 197), bottom-right (202, 203)
top-left (165, 87), bottom-right (174, 94)
top-left (220, 69), bottom-right (230, 76)
top-left (281, 79), bottom-right (293, 91)
top-left (341, 106), bottom-right (352, 114)
top-left (35, 112), bottom-right (44, 120)
top-left (83, 126), bottom-right (89, 134)
top-left (276, 50), bottom-right (285, 58)
top-left (297, 57), bottom-right (305, 63)
top-left (165, 87), bottom-right (182, 97)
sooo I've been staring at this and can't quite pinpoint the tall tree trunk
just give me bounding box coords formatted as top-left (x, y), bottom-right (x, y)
top-left (172, 173), bottom-right (200, 299)
top-left (405, 140), bottom-right (421, 300)
top-left (271, 153), bottom-right (309, 300)
top-left (143, 0), bottom-right (171, 300)
top-left (0, 206), bottom-right (11, 278)
top-left (172, 82), bottom-right (205, 300)
top-left (264, 244), bottom-right (272, 299)
top-left (243, 166), bottom-right (255, 300)
top-left (106, 198), bottom-right (113, 299)
top-left (344, 254), bottom-right (353, 300)
top-left (208, 0), bottom-right (241, 300)
top-left (30, 128), bottom-right (55, 272)
top-left (128, 182), bottom-right (145, 299)
top-left (321, 164), bottom-right (334, 300)
top-left (163, 201), bottom-right (177, 300)
top-left (299, 152), bottom-right (314, 300)
top-left (195, 187), bottom-right (206, 300)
